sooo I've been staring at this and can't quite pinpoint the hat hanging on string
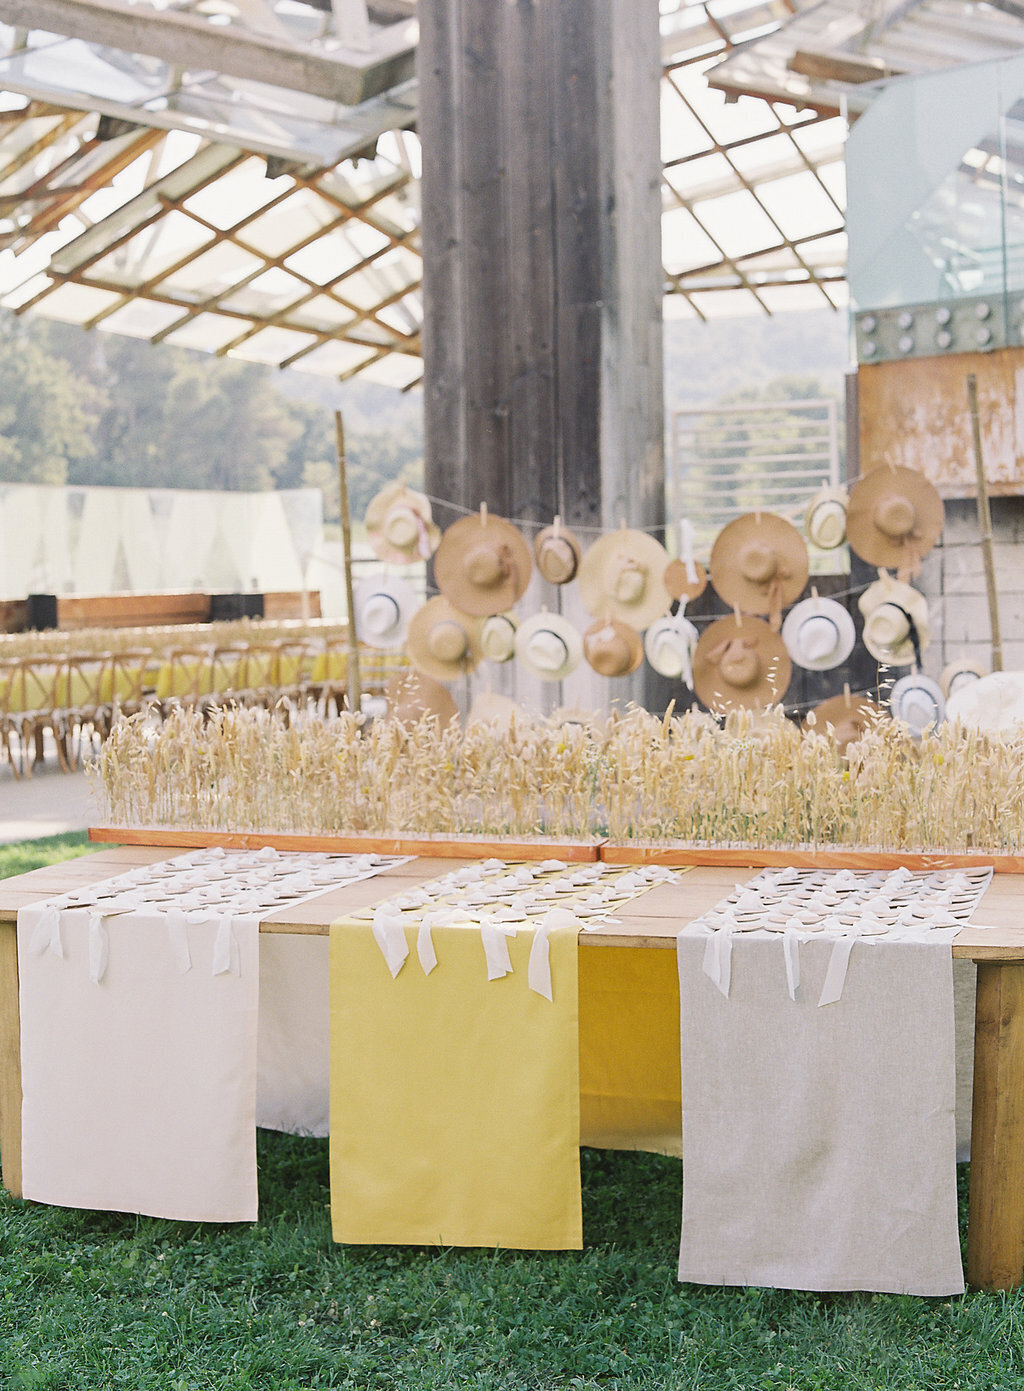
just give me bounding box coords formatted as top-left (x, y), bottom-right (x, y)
top-left (534, 517), bottom-right (583, 586)
top-left (859, 572), bottom-right (930, 668)
top-left (890, 672), bottom-right (946, 736)
top-left (709, 512), bottom-right (809, 631)
top-left (692, 612), bottom-right (792, 713)
top-left (804, 689), bottom-right (887, 754)
top-left (433, 504), bottom-right (532, 616)
top-left (479, 612), bottom-right (519, 664)
top-left (664, 518), bottom-right (707, 605)
top-left (352, 576), bottom-right (420, 651)
top-left (384, 670), bottom-right (459, 729)
top-left (846, 465), bottom-right (944, 581)
top-left (804, 486), bottom-right (849, 552)
top-left (582, 617), bottom-right (644, 678)
top-left (781, 591), bottom-right (856, 672)
top-left (940, 657), bottom-right (988, 702)
top-left (945, 670), bottom-right (1024, 736)
top-left (467, 691), bottom-right (526, 730)
top-left (644, 613), bottom-right (699, 683)
top-left (405, 595), bottom-right (483, 682)
top-left (365, 483), bottom-right (441, 565)
top-left (514, 610), bottom-right (583, 682)
top-left (577, 525), bottom-right (672, 631)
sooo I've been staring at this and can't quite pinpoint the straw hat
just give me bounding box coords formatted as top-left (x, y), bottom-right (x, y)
top-left (467, 692), bottom-right (524, 729)
top-left (534, 521), bottom-right (582, 586)
top-left (577, 529), bottom-right (672, 630)
top-left (514, 612), bottom-right (583, 682)
top-left (664, 558), bottom-right (707, 603)
top-left (780, 595), bottom-right (856, 672)
top-left (405, 596), bottom-right (483, 682)
top-left (434, 510), bottom-right (532, 616)
top-left (644, 614), bottom-right (699, 682)
top-left (692, 614), bottom-right (792, 712)
top-left (858, 574), bottom-right (930, 667)
top-left (946, 671), bottom-right (1024, 735)
top-left (804, 486), bottom-right (849, 551)
top-left (384, 670), bottom-right (458, 728)
top-left (480, 612), bottom-right (519, 663)
top-left (846, 466), bottom-right (944, 579)
top-left (805, 693), bottom-right (887, 753)
top-left (352, 576), bottom-right (419, 651)
top-left (582, 618), bottom-right (644, 678)
top-left (940, 658), bottom-right (988, 701)
top-left (709, 513), bottom-right (809, 628)
top-left (890, 673), bottom-right (946, 736)
top-left (365, 483), bottom-right (441, 565)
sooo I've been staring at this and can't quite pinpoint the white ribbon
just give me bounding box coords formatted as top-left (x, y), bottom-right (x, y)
top-left (480, 919), bottom-right (517, 981)
top-left (416, 914), bottom-right (438, 976)
top-left (782, 929), bottom-right (800, 1001)
top-left (702, 926), bottom-right (734, 998)
top-left (212, 914), bottom-right (241, 977)
top-left (679, 517), bottom-right (699, 585)
top-left (528, 907), bottom-right (578, 1002)
top-left (88, 913), bottom-right (110, 985)
top-left (818, 932), bottom-right (858, 1007)
top-left (30, 905), bottom-right (64, 959)
top-left (166, 908), bottom-right (192, 974)
top-left (371, 907), bottom-right (409, 979)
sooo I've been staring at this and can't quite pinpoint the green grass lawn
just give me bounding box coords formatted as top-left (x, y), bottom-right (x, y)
top-left (2, 836), bottom-right (1023, 1390)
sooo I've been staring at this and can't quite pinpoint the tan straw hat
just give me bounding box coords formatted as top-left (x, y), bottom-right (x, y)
top-left (514, 611), bottom-right (583, 682)
top-left (534, 520), bottom-right (583, 586)
top-left (804, 692), bottom-right (887, 753)
top-left (692, 613), bottom-right (792, 713)
top-left (846, 466), bottom-right (944, 580)
top-left (804, 486), bottom-right (849, 551)
top-left (385, 670), bottom-right (458, 728)
top-left (858, 573), bottom-right (930, 667)
top-left (577, 528), bottom-right (672, 630)
top-left (479, 611), bottom-right (519, 663)
top-left (709, 513), bottom-right (809, 630)
top-left (352, 576), bottom-right (420, 651)
top-left (582, 618), bottom-right (644, 678)
top-left (434, 508), bottom-right (532, 616)
top-left (405, 596), bottom-right (483, 682)
top-left (664, 558), bottom-right (707, 603)
top-left (365, 483), bottom-right (441, 565)
top-left (940, 657), bottom-right (988, 701)
top-left (781, 595), bottom-right (856, 672)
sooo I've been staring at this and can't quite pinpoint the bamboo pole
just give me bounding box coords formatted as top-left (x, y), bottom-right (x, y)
top-left (334, 410), bottom-right (362, 713)
top-left (966, 374), bottom-right (1003, 671)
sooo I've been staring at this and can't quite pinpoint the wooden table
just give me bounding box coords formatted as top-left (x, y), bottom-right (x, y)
top-left (2, 846), bottom-right (1024, 1290)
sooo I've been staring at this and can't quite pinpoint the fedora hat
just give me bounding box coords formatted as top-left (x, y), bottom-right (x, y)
top-left (514, 611), bottom-right (583, 682)
top-left (479, 611), bottom-right (519, 663)
top-left (804, 486), bottom-right (849, 551)
top-left (940, 658), bottom-right (988, 701)
top-left (405, 596), bottom-right (483, 682)
top-left (534, 520), bottom-right (582, 586)
top-left (385, 670), bottom-right (458, 729)
top-left (352, 576), bottom-right (420, 651)
top-left (846, 466), bottom-right (944, 580)
top-left (946, 670), bottom-right (1024, 735)
top-left (804, 692), bottom-right (887, 753)
top-left (644, 614), bottom-right (699, 682)
top-left (859, 573), bottom-right (930, 667)
top-left (365, 483), bottom-right (441, 565)
top-left (890, 672), bottom-right (946, 736)
top-left (583, 618), bottom-right (644, 678)
top-left (692, 613), bottom-right (792, 713)
top-left (434, 508), bottom-right (532, 616)
top-left (709, 513), bottom-right (809, 629)
top-left (577, 528), bottom-right (672, 631)
top-left (781, 594), bottom-right (856, 672)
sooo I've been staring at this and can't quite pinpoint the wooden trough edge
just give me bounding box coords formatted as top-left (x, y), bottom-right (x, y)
top-left (599, 844), bottom-right (1024, 873)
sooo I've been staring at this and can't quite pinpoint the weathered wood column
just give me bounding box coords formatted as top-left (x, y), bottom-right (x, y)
top-left (418, 0), bottom-right (665, 709)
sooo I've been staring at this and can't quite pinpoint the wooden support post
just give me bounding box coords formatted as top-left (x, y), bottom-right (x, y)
top-left (334, 410), bottom-right (362, 716)
top-left (966, 373), bottom-right (1004, 672)
top-left (967, 961), bottom-right (1024, 1289)
top-left (0, 919), bottom-right (23, 1197)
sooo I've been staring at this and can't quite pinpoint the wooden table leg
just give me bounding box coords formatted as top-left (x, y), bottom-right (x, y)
top-left (967, 961), bottom-right (1024, 1289)
top-left (0, 919), bottom-right (21, 1198)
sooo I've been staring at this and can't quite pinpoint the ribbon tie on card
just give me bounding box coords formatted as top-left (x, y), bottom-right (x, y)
top-left (212, 914), bottom-right (241, 977)
top-left (702, 925), bottom-right (734, 998)
top-left (529, 908), bottom-right (578, 1002)
top-left (818, 931), bottom-right (858, 1007)
top-left (480, 919), bottom-right (517, 981)
top-left (416, 912), bottom-right (440, 976)
top-left (88, 913), bottom-right (110, 985)
top-left (30, 905), bottom-right (64, 960)
top-left (372, 907), bottom-right (410, 979)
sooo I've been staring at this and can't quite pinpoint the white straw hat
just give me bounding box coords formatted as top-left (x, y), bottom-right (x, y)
top-left (352, 576), bottom-right (420, 651)
top-left (859, 574), bottom-right (930, 668)
top-left (890, 672), bottom-right (946, 735)
top-left (940, 658), bottom-right (988, 701)
top-left (479, 612), bottom-right (519, 663)
top-left (644, 615), bottom-right (699, 682)
top-left (946, 671), bottom-right (1024, 735)
top-left (781, 596), bottom-right (856, 671)
top-left (514, 612), bottom-right (583, 682)
top-left (804, 486), bottom-right (849, 551)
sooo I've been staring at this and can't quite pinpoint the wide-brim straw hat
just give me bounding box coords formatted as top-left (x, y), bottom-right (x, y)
top-left (804, 486), bottom-right (849, 551)
top-left (352, 576), bottom-right (420, 651)
top-left (858, 574), bottom-right (930, 667)
top-left (384, 670), bottom-right (458, 728)
top-left (946, 670), bottom-right (1024, 735)
top-left (846, 466), bottom-right (944, 578)
top-left (940, 658), bottom-right (988, 701)
top-left (434, 510), bottom-right (532, 616)
top-left (534, 521), bottom-right (583, 586)
top-left (365, 483), bottom-right (441, 565)
top-left (583, 617), bottom-right (644, 678)
top-left (480, 611), bottom-right (519, 663)
top-left (466, 692), bottom-right (525, 729)
top-left (663, 557), bottom-right (707, 603)
top-left (514, 611), bottom-right (583, 682)
top-left (644, 614), bottom-right (699, 681)
top-left (890, 672), bottom-right (946, 736)
top-left (577, 528), bottom-right (672, 631)
top-left (804, 693), bottom-right (887, 752)
top-left (709, 513), bottom-right (809, 627)
top-left (692, 613), bottom-right (792, 713)
top-left (781, 595), bottom-right (856, 672)
top-left (405, 595), bottom-right (483, 682)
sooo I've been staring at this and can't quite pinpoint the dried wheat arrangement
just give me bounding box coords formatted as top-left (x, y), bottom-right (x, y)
top-left (93, 701), bottom-right (1024, 853)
